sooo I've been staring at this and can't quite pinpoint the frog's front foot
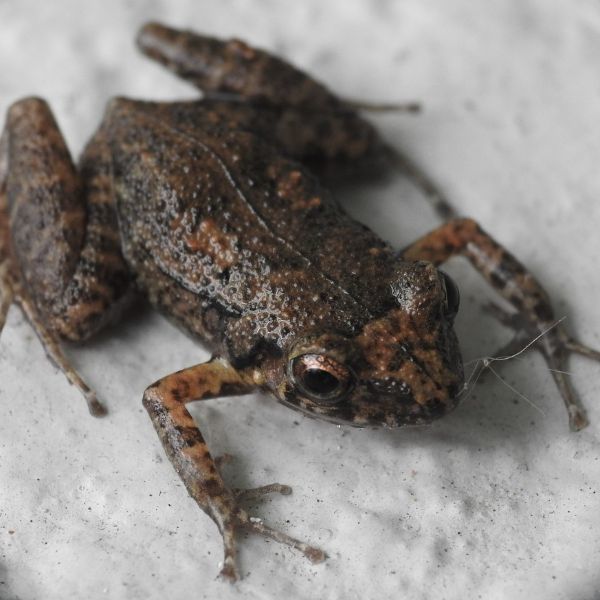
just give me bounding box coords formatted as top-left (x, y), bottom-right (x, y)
top-left (143, 359), bottom-right (326, 581)
top-left (218, 483), bottom-right (326, 582)
top-left (482, 302), bottom-right (600, 431)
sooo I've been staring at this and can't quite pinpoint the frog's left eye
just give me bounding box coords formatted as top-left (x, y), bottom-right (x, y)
top-left (288, 354), bottom-right (353, 404)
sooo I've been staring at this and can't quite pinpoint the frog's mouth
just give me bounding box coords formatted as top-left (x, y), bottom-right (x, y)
top-left (276, 328), bottom-right (464, 429)
top-left (276, 372), bottom-right (464, 429)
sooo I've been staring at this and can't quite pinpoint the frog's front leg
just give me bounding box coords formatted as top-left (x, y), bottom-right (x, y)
top-left (143, 357), bottom-right (325, 581)
top-left (402, 218), bottom-right (600, 431)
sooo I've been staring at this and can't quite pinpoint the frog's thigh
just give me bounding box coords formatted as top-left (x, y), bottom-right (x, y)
top-left (0, 185), bottom-right (14, 335)
top-left (1, 98), bottom-right (131, 415)
top-left (136, 22), bottom-right (332, 108)
top-left (3, 97), bottom-right (131, 341)
top-left (137, 23), bottom-right (384, 170)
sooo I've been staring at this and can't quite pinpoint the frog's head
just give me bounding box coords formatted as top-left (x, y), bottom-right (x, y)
top-left (268, 261), bottom-right (464, 427)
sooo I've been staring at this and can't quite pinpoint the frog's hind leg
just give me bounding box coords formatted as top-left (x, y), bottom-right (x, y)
top-left (0, 97), bottom-right (132, 415)
top-left (135, 25), bottom-right (389, 165)
top-left (0, 151), bottom-right (14, 337)
top-left (0, 282), bottom-right (12, 337)
top-left (402, 218), bottom-right (600, 431)
top-left (136, 23), bottom-right (459, 220)
top-left (137, 22), bottom-right (417, 116)
top-left (136, 22), bottom-right (337, 109)
top-left (143, 357), bottom-right (325, 581)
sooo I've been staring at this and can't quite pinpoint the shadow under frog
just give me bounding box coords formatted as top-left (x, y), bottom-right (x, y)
top-left (1, 22), bottom-right (599, 581)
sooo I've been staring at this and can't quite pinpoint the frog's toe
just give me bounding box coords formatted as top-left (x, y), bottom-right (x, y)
top-left (239, 515), bottom-right (326, 564)
top-left (544, 335), bottom-right (600, 431)
top-left (565, 339), bottom-right (600, 362)
top-left (234, 483), bottom-right (292, 502)
top-left (215, 486), bottom-right (324, 580)
top-left (218, 559), bottom-right (238, 583)
top-left (521, 331), bottom-right (599, 431)
top-left (218, 522), bottom-right (240, 583)
top-left (545, 354), bottom-right (589, 432)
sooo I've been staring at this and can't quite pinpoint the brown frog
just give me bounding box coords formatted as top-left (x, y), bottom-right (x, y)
top-left (1, 22), bottom-right (598, 581)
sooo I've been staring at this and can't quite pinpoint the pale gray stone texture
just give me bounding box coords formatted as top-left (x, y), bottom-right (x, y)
top-left (1, 1), bottom-right (599, 599)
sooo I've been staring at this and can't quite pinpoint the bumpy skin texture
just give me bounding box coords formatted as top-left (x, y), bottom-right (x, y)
top-left (1, 21), bottom-right (598, 582)
top-left (107, 98), bottom-right (463, 427)
top-left (136, 23), bottom-right (389, 181)
top-left (3, 100), bottom-right (130, 342)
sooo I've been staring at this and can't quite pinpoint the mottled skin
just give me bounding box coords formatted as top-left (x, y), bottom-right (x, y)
top-left (1, 23), bottom-right (599, 582)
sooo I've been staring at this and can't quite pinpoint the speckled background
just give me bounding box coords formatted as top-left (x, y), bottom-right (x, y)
top-left (1, 1), bottom-right (600, 599)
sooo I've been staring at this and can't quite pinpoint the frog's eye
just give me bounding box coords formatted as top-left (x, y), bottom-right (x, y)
top-left (288, 354), bottom-right (353, 404)
top-left (441, 271), bottom-right (460, 320)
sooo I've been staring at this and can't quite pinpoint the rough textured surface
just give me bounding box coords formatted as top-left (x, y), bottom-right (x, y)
top-left (1, 1), bottom-right (600, 598)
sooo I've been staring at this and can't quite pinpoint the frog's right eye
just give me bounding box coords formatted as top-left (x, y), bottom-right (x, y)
top-left (288, 354), bottom-right (353, 404)
top-left (440, 271), bottom-right (460, 320)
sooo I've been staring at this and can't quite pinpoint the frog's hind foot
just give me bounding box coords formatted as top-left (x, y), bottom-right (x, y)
top-left (17, 295), bottom-right (107, 417)
top-left (482, 302), bottom-right (599, 431)
top-left (0, 258), bottom-right (106, 416)
top-left (0, 242), bottom-right (105, 417)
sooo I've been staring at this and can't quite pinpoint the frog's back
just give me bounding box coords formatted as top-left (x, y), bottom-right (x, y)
top-left (104, 98), bottom-right (400, 363)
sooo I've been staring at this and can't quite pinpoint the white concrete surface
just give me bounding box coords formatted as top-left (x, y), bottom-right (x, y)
top-left (1, 1), bottom-right (600, 599)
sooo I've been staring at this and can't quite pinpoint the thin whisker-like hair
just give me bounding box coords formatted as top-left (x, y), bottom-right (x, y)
top-left (459, 317), bottom-right (568, 406)
top-left (464, 317), bottom-right (566, 368)
top-left (492, 317), bottom-right (566, 362)
top-left (487, 365), bottom-right (545, 416)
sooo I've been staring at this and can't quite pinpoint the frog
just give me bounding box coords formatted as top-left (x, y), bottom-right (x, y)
top-left (1, 22), bottom-right (599, 582)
